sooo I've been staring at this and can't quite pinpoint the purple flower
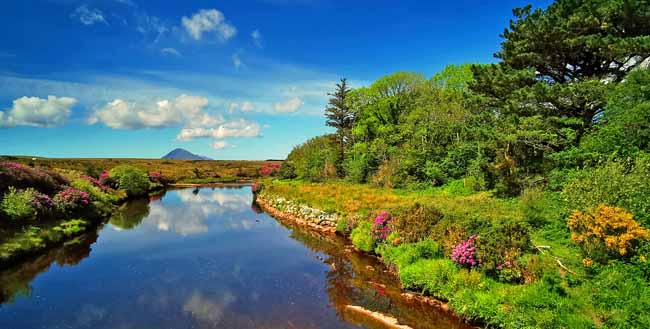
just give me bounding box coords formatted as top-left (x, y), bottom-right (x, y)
top-left (451, 235), bottom-right (480, 268)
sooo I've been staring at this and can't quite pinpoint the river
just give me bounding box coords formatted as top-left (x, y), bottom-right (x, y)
top-left (0, 186), bottom-right (471, 329)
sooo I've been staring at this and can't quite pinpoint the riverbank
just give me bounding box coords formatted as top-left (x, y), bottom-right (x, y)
top-left (256, 180), bottom-right (650, 328)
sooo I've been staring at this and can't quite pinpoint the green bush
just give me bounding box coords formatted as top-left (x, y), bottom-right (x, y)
top-left (381, 238), bottom-right (443, 269)
top-left (1, 187), bottom-right (37, 220)
top-left (520, 188), bottom-right (564, 228)
top-left (563, 154), bottom-right (650, 226)
top-left (71, 178), bottom-right (116, 205)
top-left (392, 203), bottom-right (443, 243)
top-left (399, 259), bottom-right (458, 299)
top-left (350, 221), bottom-right (375, 252)
top-left (109, 165), bottom-right (150, 197)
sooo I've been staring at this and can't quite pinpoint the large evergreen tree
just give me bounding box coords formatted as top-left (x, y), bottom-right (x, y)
top-left (325, 79), bottom-right (354, 145)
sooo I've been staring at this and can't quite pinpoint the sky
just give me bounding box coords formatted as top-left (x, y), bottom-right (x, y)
top-left (0, 0), bottom-right (552, 160)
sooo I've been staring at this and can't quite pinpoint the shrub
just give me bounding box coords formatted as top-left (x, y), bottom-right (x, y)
top-left (520, 188), bottom-right (564, 228)
top-left (381, 238), bottom-right (443, 269)
top-left (30, 190), bottom-right (55, 216)
top-left (451, 235), bottom-right (480, 268)
top-left (53, 188), bottom-right (90, 213)
top-left (260, 162), bottom-right (281, 176)
top-left (109, 165), bottom-right (150, 197)
top-left (563, 154), bottom-right (650, 226)
top-left (0, 162), bottom-right (68, 195)
top-left (351, 221), bottom-right (375, 252)
top-left (392, 203), bottom-right (443, 243)
top-left (336, 215), bottom-right (360, 236)
top-left (399, 259), bottom-right (459, 299)
top-left (278, 161), bottom-right (297, 179)
top-left (475, 219), bottom-right (531, 273)
top-left (1, 187), bottom-right (37, 220)
top-left (568, 205), bottom-right (649, 263)
top-left (372, 211), bottom-right (392, 241)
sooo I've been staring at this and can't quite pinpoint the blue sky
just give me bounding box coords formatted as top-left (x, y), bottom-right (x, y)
top-left (0, 0), bottom-right (552, 160)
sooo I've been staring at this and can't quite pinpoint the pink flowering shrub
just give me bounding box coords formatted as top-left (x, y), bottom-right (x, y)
top-left (373, 211), bottom-right (393, 241)
top-left (0, 162), bottom-right (28, 170)
top-left (54, 188), bottom-right (90, 213)
top-left (0, 162), bottom-right (68, 194)
top-left (260, 162), bottom-right (281, 176)
top-left (31, 191), bottom-right (55, 214)
top-left (81, 175), bottom-right (107, 191)
top-left (451, 235), bottom-right (481, 268)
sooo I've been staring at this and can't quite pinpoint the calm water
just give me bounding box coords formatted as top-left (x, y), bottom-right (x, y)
top-left (0, 186), bottom-right (470, 329)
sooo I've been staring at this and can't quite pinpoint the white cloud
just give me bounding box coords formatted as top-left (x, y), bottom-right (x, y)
top-left (161, 48), bottom-right (181, 56)
top-left (273, 97), bottom-right (303, 113)
top-left (0, 96), bottom-right (76, 128)
top-left (251, 29), bottom-right (263, 48)
top-left (89, 95), bottom-right (223, 130)
top-left (228, 101), bottom-right (255, 113)
top-left (232, 53), bottom-right (243, 69)
top-left (211, 141), bottom-right (230, 149)
top-left (181, 9), bottom-right (237, 41)
top-left (176, 119), bottom-right (261, 141)
top-left (71, 5), bottom-right (107, 26)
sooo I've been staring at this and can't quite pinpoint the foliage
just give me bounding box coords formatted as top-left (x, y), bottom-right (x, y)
top-left (278, 161), bottom-right (297, 179)
top-left (259, 162), bottom-right (281, 177)
top-left (380, 239), bottom-right (443, 269)
top-left (568, 205), bottom-right (649, 263)
top-left (1, 187), bottom-right (37, 221)
top-left (563, 154), bottom-right (650, 226)
top-left (109, 165), bottom-right (151, 197)
top-left (285, 135), bottom-right (340, 182)
top-left (392, 203), bottom-right (443, 243)
top-left (372, 211), bottom-right (392, 241)
top-left (0, 162), bottom-right (68, 195)
top-left (53, 188), bottom-right (90, 214)
top-left (451, 235), bottom-right (480, 268)
top-left (350, 221), bottom-right (375, 252)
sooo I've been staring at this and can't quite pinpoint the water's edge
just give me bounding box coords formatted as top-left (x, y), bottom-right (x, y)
top-left (255, 194), bottom-right (473, 328)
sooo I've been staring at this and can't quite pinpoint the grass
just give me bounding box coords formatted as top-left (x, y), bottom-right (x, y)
top-left (260, 179), bottom-right (650, 328)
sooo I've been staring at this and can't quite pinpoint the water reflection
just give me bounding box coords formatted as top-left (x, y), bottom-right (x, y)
top-left (0, 229), bottom-right (100, 304)
top-left (0, 187), bottom-right (471, 329)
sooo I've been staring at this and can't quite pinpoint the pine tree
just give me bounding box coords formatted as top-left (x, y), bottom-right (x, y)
top-left (325, 79), bottom-right (354, 176)
top-left (325, 78), bottom-right (354, 145)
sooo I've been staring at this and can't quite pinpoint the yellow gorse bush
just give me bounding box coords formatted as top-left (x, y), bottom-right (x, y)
top-left (568, 204), bottom-right (649, 262)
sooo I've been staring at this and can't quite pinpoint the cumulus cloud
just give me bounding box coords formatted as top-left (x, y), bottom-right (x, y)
top-left (0, 96), bottom-right (76, 128)
top-left (161, 48), bottom-right (181, 56)
top-left (273, 97), bottom-right (303, 113)
top-left (176, 119), bottom-right (261, 141)
top-left (70, 5), bottom-right (107, 26)
top-left (182, 9), bottom-right (236, 41)
top-left (89, 95), bottom-right (223, 129)
top-left (211, 141), bottom-right (230, 149)
top-left (251, 29), bottom-right (263, 48)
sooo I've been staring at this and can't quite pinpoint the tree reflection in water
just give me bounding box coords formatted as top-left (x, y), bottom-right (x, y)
top-left (284, 224), bottom-right (472, 329)
top-left (0, 229), bottom-right (101, 304)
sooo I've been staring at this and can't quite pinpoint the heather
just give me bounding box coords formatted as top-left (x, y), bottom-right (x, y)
top-left (0, 163), bottom-right (170, 264)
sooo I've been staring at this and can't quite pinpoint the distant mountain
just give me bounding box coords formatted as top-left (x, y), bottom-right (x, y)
top-left (161, 148), bottom-right (212, 160)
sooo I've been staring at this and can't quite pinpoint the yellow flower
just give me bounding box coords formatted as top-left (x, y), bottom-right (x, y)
top-left (641, 255), bottom-right (647, 263)
top-left (583, 258), bottom-right (594, 267)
